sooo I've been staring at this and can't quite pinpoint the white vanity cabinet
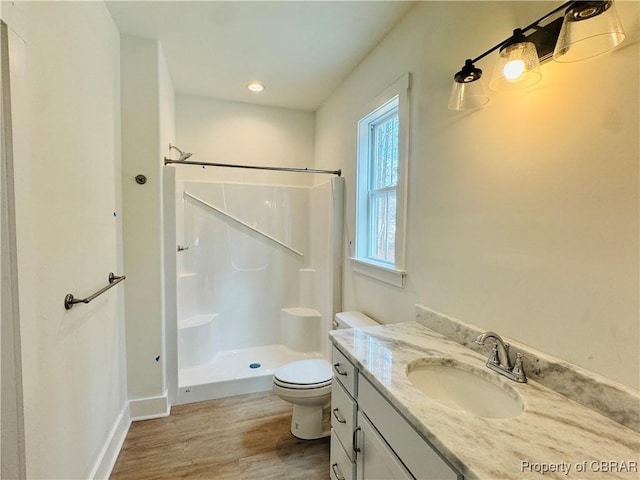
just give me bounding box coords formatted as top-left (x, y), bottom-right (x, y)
top-left (330, 344), bottom-right (463, 480)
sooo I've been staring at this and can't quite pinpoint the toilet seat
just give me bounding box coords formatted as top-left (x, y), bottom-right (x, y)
top-left (273, 359), bottom-right (332, 389)
top-left (273, 378), bottom-right (331, 390)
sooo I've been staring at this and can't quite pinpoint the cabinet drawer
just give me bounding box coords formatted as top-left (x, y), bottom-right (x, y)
top-left (332, 345), bottom-right (357, 397)
top-left (331, 379), bottom-right (357, 460)
top-left (330, 429), bottom-right (355, 480)
top-left (358, 373), bottom-right (460, 480)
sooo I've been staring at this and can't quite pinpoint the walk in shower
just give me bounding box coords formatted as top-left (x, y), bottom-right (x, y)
top-left (170, 176), bottom-right (343, 404)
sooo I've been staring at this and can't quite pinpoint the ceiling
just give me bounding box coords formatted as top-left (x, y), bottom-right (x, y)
top-left (106, 1), bottom-right (415, 112)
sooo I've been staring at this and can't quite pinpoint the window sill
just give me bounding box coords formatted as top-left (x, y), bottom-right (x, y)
top-left (349, 257), bottom-right (406, 288)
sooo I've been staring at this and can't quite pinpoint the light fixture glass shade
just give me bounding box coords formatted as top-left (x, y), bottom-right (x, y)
top-left (448, 59), bottom-right (489, 111)
top-left (448, 81), bottom-right (489, 111)
top-left (553, 0), bottom-right (625, 63)
top-left (489, 41), bottom-right (542, 91)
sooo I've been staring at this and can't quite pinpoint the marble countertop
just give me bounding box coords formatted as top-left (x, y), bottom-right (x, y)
top-left (329, 321), bottom-right (640, 480)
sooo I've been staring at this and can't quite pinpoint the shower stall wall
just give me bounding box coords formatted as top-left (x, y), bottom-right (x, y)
top-left (172, 177), bottom-right (343, 404)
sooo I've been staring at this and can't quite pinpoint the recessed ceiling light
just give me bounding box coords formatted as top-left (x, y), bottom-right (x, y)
top-left (246, 82), bottom-right (265, 93)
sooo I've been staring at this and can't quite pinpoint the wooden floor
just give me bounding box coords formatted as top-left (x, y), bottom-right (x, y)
top-left (110, 392), bottom-right (330, 480)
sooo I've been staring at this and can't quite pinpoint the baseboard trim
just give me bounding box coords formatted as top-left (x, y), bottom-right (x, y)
top-left (88, 393), bottom-right (171, 479)
top-left (129, 392), bottom-right (171, 421)
top-left (88, 402), bottom-right (131, 480)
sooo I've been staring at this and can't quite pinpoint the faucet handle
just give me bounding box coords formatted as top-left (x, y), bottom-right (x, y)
top-left (503, 342), bottom-right (511, 368)
top-left (511, 352), bottom-right (527, 383)
top-left (488, 344), bottom-right (500, 366)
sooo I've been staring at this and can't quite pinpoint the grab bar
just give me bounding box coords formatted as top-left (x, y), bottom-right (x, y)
top-left (64, 272), bottom-right (126, 310)
top-left (184, 192), bottom-right (304, 258)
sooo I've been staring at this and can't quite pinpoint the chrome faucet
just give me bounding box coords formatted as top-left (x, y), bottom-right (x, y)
top-left (475, 331), bottom-right (527, 383)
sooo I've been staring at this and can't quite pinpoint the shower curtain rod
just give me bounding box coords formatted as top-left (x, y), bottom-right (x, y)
top-left (164, 158), bottom-right (341, 177)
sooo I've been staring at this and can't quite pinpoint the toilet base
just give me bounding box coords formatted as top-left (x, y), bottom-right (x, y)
top-left (290, 403), bottom-right (330, 440)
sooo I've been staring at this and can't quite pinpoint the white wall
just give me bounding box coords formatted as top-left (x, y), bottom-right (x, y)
top-left (121, 35), bottom-right (175, 419)
top-left (1, 5), bottom-right (28, 477)
top-left (315, 1), bottom-right (639, 390)
top-left (176, 94), bottom-right (316, 186)
top-left (14, 2), bottom-right (128, 478)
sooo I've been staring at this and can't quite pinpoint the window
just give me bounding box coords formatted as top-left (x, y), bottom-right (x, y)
top-left (366, 101), bottom-right (398, 264)
top-left (353, 74), bottom-right (409, 287)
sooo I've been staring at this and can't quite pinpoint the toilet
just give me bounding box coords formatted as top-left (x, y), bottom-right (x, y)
top-left (272, 311), bottom-right (379, 439)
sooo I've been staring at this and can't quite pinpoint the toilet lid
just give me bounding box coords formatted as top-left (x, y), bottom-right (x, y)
top-left (273, 359), bottom-right (332, 386)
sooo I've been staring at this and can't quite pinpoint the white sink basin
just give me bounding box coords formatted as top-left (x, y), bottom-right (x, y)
top-left (406, 359), bottom-right (524, 419)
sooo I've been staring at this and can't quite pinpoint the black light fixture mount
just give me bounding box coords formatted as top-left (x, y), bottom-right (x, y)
top-left (454, 59), bottom-right (483, 83)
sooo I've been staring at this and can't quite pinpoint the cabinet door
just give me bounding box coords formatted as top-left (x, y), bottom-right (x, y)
top-left (356, 412), bottom-right (413, 480)
top-left (358, 374), bottom-right (460, 480)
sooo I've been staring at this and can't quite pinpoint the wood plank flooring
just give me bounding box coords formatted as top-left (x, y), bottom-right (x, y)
top-left (110, 392), bottom-right (330, 480)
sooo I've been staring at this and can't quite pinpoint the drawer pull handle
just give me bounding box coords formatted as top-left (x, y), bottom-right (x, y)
top-left (333, 363), bottom-right (348, 376)
top-left (332, 408), bottom-right (346, 424)
top-left (331, 463), bottom-right (346, 480)
top-left (352, 426), bottom-right (361, 454)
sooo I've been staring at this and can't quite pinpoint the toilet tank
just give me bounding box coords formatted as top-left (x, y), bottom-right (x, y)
top-left (333, 311), bottom-right (379, 330)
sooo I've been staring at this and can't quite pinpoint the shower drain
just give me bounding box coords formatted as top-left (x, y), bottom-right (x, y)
top-left (249, 363), bottom-right (261, 369)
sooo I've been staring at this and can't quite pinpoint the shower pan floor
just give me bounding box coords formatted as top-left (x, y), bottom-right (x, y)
top-left (177, 344), bottom-right (325, 405)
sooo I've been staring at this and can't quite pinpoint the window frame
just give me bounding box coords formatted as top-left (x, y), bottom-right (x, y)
top-left (352, 74), bottom-right (410, 288)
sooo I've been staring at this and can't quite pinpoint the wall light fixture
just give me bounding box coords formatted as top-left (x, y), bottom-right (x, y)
top-left (448, 0), bottom-right (625, 111)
